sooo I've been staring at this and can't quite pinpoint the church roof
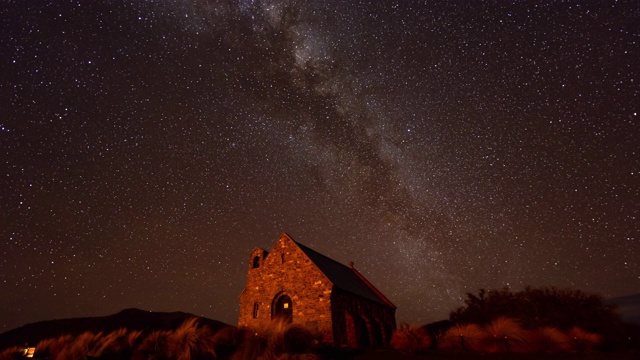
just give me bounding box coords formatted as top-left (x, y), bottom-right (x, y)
top-left (293, 239), bottom-right (396, 308)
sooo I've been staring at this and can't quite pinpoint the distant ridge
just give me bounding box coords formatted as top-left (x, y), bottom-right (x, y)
top-left (609, 293), bottom-right (640, 324)
top-left (0, 308), bottom-right (230, 350)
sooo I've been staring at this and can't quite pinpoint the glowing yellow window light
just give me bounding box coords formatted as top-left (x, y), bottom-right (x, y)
top-left (22, 348), bottom-right (35, 358)
top-left (284, 303), bottom-right (289, 309)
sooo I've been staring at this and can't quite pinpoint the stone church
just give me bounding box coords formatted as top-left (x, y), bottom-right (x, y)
top-left (238, 232), bottom-right (396, 347)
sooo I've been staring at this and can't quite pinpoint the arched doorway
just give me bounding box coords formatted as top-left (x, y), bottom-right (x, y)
top-left (272, 294), bottom-right (293, 323)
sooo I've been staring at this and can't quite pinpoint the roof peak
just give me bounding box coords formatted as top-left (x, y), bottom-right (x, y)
top-left (281, 236), bottom-right (394, 308)
top-left (278, 231), bottom-right (296, 243)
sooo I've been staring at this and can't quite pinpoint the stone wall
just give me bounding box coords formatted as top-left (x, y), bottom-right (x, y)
top-left (238, 234), bottom-right (335, 343)
top-left (330, 289), bottom-right (396, 348)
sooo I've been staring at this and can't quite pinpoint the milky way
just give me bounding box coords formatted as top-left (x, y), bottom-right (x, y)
top-left (1, 0), bottom-right (638, 332)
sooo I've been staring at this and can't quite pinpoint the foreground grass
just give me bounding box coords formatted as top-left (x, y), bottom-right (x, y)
top-left (1, 318), bottom-right (636, 360)
top-left (354, 350), bottom-right (639, 360)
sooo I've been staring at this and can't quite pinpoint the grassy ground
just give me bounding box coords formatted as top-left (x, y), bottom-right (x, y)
top-left (352, 350), bottom-right (640, 360)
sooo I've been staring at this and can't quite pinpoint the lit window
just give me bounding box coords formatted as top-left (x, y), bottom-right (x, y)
top-left (22, 348), bottom-right (35, 358)
top-left (283, 303), bottom-right (289, 309)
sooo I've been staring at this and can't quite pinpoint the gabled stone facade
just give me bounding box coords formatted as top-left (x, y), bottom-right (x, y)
top-left (238, 233), bottom-right (396, 347)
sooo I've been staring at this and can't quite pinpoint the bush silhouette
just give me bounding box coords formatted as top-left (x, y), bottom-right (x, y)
top-left (449, 286), bottom-right (622, 351)
top-left (451, 287), bottom-right (621, 333)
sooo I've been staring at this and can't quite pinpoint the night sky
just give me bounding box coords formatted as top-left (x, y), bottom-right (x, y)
top-left (1, 0), bottom-right (638, 332)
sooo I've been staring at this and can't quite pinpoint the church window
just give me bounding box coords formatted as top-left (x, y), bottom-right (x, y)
top-left (252, 256), bottom-right (260, 268)
top-left (253, 303), bottom-right (259, 318)
top-left (281, 253), bottom-right (285, 263)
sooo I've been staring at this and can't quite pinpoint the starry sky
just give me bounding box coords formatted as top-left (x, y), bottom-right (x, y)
top-left (1, 0), bottom-right (638, 332)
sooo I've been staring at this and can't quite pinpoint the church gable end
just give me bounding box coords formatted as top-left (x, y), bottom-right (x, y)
top-left (238, 233), bottom-right (334, 341)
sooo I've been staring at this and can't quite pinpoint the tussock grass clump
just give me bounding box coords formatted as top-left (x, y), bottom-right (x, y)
top-left (568, 326), bottom-right (602, 352)
top-left (92, 328), bottom-right (143, 360)
top-left (132, 329), bottom-right (171, 360)
top-left (282, 324), bottom-right (316, 354)
top-left (525, 326), bottom-right (572, 353)
top-left (528, 326), bottom-right (571, 353)
top-left (19, 318), bottom-right (223, 360)
top-left (58, 331), bottom-right (104, 360)
top-left (389, 323), bottom-right (431, 353)
top-left (131, 317), bottom-right (219, 360)
top-left (437, 318), bottom-right (605, 354)
top-left (131, 319), bottom-right (220, 360)
top-left (166, 318), bottom-right (217, 360)
top-left (0, 346), bottom-right (23, 360)
top-left (35, 334), bottom-right (74, 359)
top-left (479, 317), bottom-right (529, 353)
top-left (438, 323), bottom-right (484, 352)
top-left (210, 326), bottom-right (251, 359)
top-left (233, 319), bottom-right (320, 360)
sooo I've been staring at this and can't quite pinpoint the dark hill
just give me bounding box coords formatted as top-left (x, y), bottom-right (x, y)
top-left (609, 293), bottom-right (640, 324)
top-left (0, 308), bottom-right (231, 350)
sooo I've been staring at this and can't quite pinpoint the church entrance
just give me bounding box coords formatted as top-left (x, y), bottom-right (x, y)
top-left (273, 294), bottom-right (293, 323)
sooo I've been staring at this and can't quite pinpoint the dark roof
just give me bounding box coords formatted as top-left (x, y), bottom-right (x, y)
top-left (294, 240), bottom-right (395, 308)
